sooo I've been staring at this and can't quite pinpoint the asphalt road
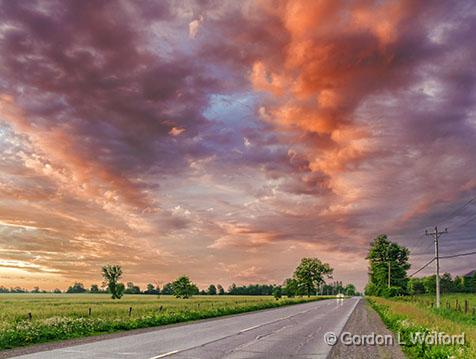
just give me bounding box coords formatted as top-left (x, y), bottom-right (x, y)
top-left (15, 297), bottom-right (361, 359)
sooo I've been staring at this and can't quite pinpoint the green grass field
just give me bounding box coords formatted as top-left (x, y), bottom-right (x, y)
top-left (0, 294), bottom-right (329, 350)
top-left (368, 294), bottom-right (476, 359)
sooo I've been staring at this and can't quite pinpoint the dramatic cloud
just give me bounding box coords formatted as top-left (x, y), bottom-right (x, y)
top-left (0, 0), bottom-right (475, 290)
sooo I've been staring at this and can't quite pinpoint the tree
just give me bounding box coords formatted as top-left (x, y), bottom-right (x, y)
top-left (283, 278), bottom-right (298, 297)
top-left (272, 286), bottom-right (282, 300)
top-left (463, 275), bottom-right (473, 293)
top-left (208, 284), bottom-right (217, 295)
top-left (144, 283), bottom-right (160, 295)
top-left (172, 276), bottom-right (197, 298)
top-left (67, 282), bottom-right (87, 293)
top-left (344, 284), bottom-right (356, 296)
top-left (366, 234), bottom-right (410, 297)
top-left (31, 286), bottom-right (40, 293)
top-left (217, 284), bottom-right (225, 295)
top-left (90, 284), bottom-right (99, 293)
top-left (440, 273), bottom-right (453, 293)
top-left (125, 281), bottom-right (141, 294)
top-left (408, 278), bottom-right (425, 295)
top-left (454, 276), bottom-right (464, 292)
top-left (53, 288), bottom-right (62, 294)
top-left (101, 264), bottom-right (124, 299)
top-left (423, 275), bottom-right (436, 294)
top-left (293, 257), bottom-right (333, 297)
top-left (161, 282), bottom-right (174, 295)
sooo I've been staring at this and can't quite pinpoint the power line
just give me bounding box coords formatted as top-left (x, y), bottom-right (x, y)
top-left (440, 196), bottom-right (476, 226)
top-left (440, 250), bottom-right (476, 259)
top-left (453, 212), bottom-right (476, 229)
top-left (408, 257), bottom-right (435, 278)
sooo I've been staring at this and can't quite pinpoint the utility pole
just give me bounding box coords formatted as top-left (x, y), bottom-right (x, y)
top-left (425, 226), bottom-right (448, 308)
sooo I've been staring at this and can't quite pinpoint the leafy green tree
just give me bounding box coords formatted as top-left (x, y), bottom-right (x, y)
top-left (423, 275), bottom-right (436, 294)
top-left (144, 283), bottom-right (160, 295)
top-left (454, 276), bottom-right (464, 292)
top-left (322, 284), bottom-right (334, 295)
top-left (382, 286), bottom-right (403, 297)
top-left (272, 286), bottom-right (282, 300)
top-left (172, 276), bottom-right (197, 299)
top-left (125, 281), bottom-right (141, 294)
top-left (161, 282), bottom-right (174, 295)
top-left (366, 235), bottom-right (410, 297)
top-left (67, 282), bottom-right (87, 293)
top-left (440, 273), bottom-right (453, 293)
top-left (283, 278), bottom-right (298, 297)
top-left (344, 284), bottom-right (356, 296)
top-left (90, 284), bottom-right (99, 293)
top-left (101, 264), bottom-right (124, 299)
top-left (293, 257), bottom-right (333, 297)
top-left (408, 278), bottom-right (425, 295)
top-left (463, 275), bottom-right (473, 293)
top-left (53, 288), bottom-right (62, 294)
top-left (208, 284), bottom-right (217, 295)
top-left (217, 284), bottom-right (225, 295)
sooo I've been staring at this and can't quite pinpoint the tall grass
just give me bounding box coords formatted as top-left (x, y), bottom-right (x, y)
top-left (368, 296), bottom-right (474, 359)
top-left (0, 294), bottom-right (329, 350)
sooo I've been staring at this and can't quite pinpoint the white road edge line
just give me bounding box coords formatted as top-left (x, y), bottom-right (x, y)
top-left (239, 324), bottom-right (260, 333)
top-left (149, 349), bottom-right (181, 358)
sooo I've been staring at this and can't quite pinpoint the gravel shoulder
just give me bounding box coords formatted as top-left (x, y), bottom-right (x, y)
top-left (329, 298), bottom-right (406, 359)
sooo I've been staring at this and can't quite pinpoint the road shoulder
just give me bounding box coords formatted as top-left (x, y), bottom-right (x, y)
top-left (329, 298), bottom-right (405, 359)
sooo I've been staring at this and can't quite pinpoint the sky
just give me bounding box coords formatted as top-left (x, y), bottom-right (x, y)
top-left (0, 0), bottom-right (476, 291)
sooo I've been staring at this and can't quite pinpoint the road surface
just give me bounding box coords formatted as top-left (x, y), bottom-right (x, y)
top-left (15, 297), bottom-right (360, 359)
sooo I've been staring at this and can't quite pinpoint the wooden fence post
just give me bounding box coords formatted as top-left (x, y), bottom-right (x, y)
top-left (28, 312), bottom-right (32, 321)
top-left (88, 307), bottom-right (92, 316)
top-left (128, 307), bottom-right (132, 317)
top-left (465, 300), bottom-right (469, 314)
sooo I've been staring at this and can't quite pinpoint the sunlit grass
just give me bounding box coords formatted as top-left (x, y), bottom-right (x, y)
top-left (0, 294), bottom-right (282, 322)
top-left (368, 295), bottom-right (476, 359)
top-left (0, 293), bottom-right (331, 350)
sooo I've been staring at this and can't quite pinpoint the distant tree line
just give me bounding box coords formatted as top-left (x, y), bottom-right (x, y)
top-left (1, 259), bottom-right (360, 299)
top-left (227, 283), bottom-right (275, 295)
top-left (408, 273), bottom-right (476, 295)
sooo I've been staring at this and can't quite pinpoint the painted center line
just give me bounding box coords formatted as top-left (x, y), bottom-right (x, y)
top-left (147, 301), bottom-right (339, 359)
